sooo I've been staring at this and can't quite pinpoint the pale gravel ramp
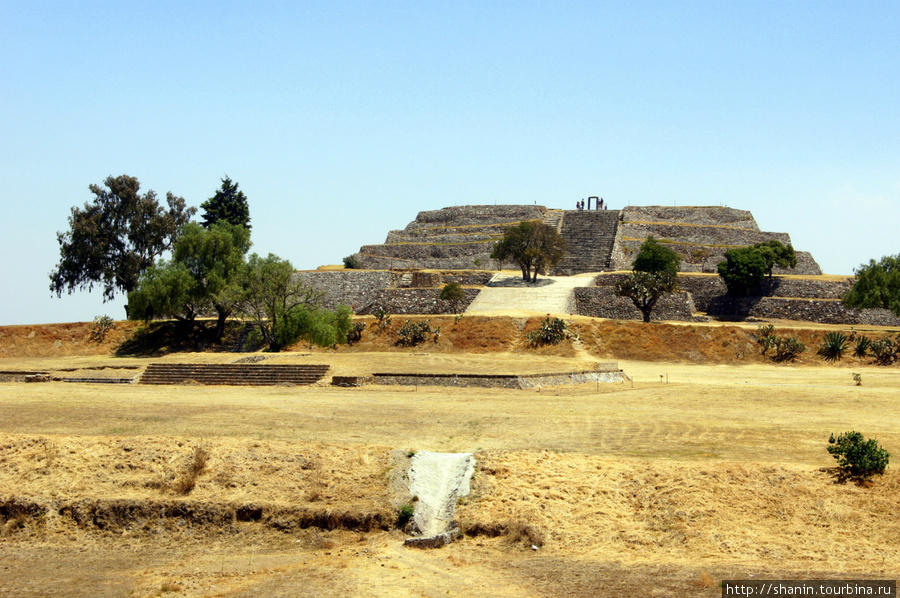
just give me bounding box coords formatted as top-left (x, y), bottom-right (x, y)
top-left (465, 272), bottom-right (597, 316)
top-left (407, 451), bottom-right (475, 538)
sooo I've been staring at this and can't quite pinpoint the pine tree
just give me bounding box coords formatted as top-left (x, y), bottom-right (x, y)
top-left (200, 176), bottom-right (251, 230)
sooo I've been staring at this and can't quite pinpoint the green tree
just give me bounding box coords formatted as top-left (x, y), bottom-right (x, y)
top-left (200, 176), bottom-right (251, 230)
top-left (128, 222), bottom-right (252, 342)
top-left (842, 255), bottom-right (900, 316)
top-left (490, 220), bottom-right (566, 282)
top-left (128, 261), bottom-right (201, 325)
top-left (236, 254), bottom-right (353, 351)
top-left (615, 271), bottom-right (677, 323)
top-left (717, 247), bottom-right (768, 296)
top-left (615, 237), bottom-right (680, 323)
top-left (752, 240), bottom-right (797, 276)
top-left (439, 281), bottom-right (466, 313)
top-left (49, 175), bottom-right (195, 307)
top-left (632, 236), bottom-right (680, 276)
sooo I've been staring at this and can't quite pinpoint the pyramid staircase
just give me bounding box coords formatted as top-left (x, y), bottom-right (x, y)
top-left (543, 209), bottom-right (564, 231)
top-left (549, 210), bottom-right (621, 275)
top-left (139, 363), bottom-right (330, 386)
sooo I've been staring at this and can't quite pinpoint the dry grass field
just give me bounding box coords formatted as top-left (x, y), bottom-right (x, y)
top-left (1, 317), bottom-right (899, 597)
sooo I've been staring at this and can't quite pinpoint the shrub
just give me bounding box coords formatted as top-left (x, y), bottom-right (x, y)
top-left (342, 254), bottom-right (362, 269)
top-left (853, 335), bottom-right (871, 358)
top-left (870, 337), bottom-right (897, 365)
top-left (396, 503), bottom-right (415, 528)
top-left (717, 247), bottom-right (768, 296)
top-left (397, 320), bottom-right (440, 346)
top-left (90, 315), bottom-right (116, 342)
top-left (347, 322), bottom-right (366, 344)
top-left (773, 336), bottom-right (805, 362)
top-left (526, 317), bottom-right (572, 346)
top-left (272, 305), bottom-right (354, 350)
top-left (756, 325), bottom-right (776, 354)
top-left (372, 307), bottom-right (393, 332)
top-left (827, 431), bottom-right (890, 480)
top-left (818, 331), bottom-right (849, 361)
top-left (632, 236), bottom-right (680, 276)
top-left (439, 281), bottom-right (467, 313)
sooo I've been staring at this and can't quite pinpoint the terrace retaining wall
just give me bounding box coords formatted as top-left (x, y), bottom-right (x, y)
top-left (295, 269), bottom-right (492, 312)
top-left (574, 288), bottom-right (699, 321)
top-left (578, 273), bottom-right (899, 326)
top-left (373, 366), bottom-right (626, 389)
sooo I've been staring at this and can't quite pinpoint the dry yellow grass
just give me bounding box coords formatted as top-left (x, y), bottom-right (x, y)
top-left (1, 319), bottom-right (899, 597)
top-left (460, 452), bottom-right (900, 573)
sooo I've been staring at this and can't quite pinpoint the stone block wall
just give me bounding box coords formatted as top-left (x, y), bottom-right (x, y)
top-left (706, 297), bottom-right (900, 326)
top-left (358, 288), bottom-right (480, 315)
top-left (354, 240), bottom-right (499, 270)
top-left (574, 287), bottom-right (698, 321)
top-left (579, 273), bottom-right (897, 326)
top-left (622, 206), bottom-right (759, 229)
top-left (349, 203), bottom-right (824, 277)
top-left (609, 206), bottom-right (822, 275)
top-left (372, 368), bottom-right (625, 389)
top-left (674, 275), bottom-right (853, 312)
top-left (294, 270), bottom-right (393, 311)
top-left (295, 269), bottom-right (491, 313)
top-left (351, 205), bottom-right (546, 270)
top-left (408, 205), bottom-right (547, 227)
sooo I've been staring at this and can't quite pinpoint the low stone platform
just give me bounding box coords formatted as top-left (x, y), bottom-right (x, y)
top-left (61, 377), bottom-right (136, 384)
top-left (139, 364), bottom-right (330, 386)
top-left (373, 366), bottom-right (626, 389)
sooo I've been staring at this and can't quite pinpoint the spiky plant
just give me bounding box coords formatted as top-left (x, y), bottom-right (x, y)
top-left (853, 335), bottom-right (871, 358)
top-left (819, 331), bottom-right (849, 361)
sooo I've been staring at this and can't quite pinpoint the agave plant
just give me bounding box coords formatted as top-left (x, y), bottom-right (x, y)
top-left (853, 335), bottom-right (871, 358)
top-left (819, 331), bottom-right (849, 361)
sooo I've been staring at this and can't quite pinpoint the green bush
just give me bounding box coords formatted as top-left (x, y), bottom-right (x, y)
top-left (526, 317), bottom-right (571, 346)
top-left (827, 431), bottom-right (890, 480)
top-left (632, 236), bottom-right (680, 276)
top-left (756, 325), bottom-right (776, 354)
top-left (818, 331), bottom-right (849, 361)
top-left (342, 255), bottom-right (362, 269)
top-left (773, 336), bottom-right (805, 362)
top-left (396, 503), bottom-right (415, 528)
top-left (271, 304), bottom-right (354, 350)
top-left (397, 320), bottom-right (440, 346)
top-left (756, 326), bottom-right (804, 361)
top-left (870, 337), bottom-right (897, 365)
top-left (717, 247), bottom-right (768, 296)
top-left (439, 281), bottom-right (467, 313)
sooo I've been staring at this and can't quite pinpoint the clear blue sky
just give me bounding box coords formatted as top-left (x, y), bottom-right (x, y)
top-left (1, 1), bottom-right (897, 325)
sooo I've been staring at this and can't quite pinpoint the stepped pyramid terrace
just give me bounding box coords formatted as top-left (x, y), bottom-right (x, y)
top-left (292, 203), bottom-right (900, 327)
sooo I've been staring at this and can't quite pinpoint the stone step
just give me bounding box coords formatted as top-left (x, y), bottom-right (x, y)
top-left (552, 210), bottom-right (621, 274)
top-left (139, 364), bottom-right (330, 386)
top-left (61, 377), bottom-right (136, 384)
